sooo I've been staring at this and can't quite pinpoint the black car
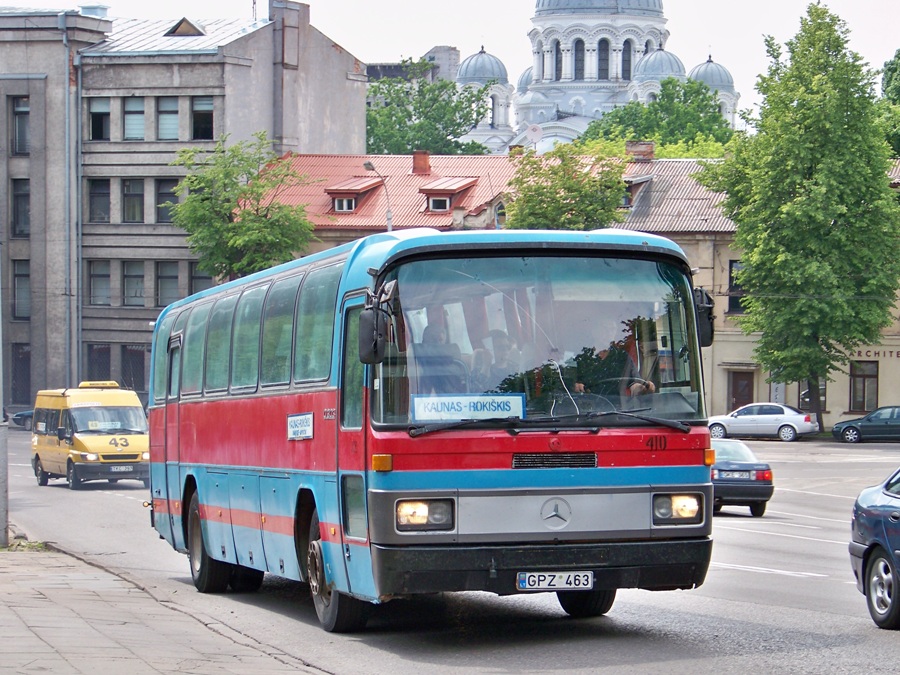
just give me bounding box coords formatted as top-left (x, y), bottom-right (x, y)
top-left (833, 406), bottom-right (900, 443)
top-left (711, 438), bottom-right (774, 517)
top-left (850, 466), bottom-right (900, 629)
top-left (11, 409), bottom-right (33, 430)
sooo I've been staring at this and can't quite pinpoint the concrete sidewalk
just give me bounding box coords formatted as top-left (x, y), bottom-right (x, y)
top-left (0, 535), bottom-right (322, 674)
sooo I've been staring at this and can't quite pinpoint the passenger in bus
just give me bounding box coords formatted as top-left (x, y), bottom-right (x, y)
top-left (573, 328), bottom-right (654, 398)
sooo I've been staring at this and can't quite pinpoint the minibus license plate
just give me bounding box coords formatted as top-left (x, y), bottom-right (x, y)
top-left (111, 465), bottom-right (133, 472)
top-left (517, 571), bottom-right (593, 591)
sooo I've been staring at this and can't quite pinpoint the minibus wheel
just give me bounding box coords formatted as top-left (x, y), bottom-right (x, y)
top-left (66, 462), bottom-right (81, 490)
top-left (187, 492), bottom-right (232, 593)
top-left (33, 457), bottom-right (49, 486)
top-left (307, 508), bottom-right (369, 632)
top-left (557, 588), bottom-right (616, 618)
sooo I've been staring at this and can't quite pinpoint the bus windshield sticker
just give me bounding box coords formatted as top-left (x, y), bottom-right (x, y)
top-left (287, 412), bottom-right (314, 441)
top-left (411, 394), bottom-right (526, 422)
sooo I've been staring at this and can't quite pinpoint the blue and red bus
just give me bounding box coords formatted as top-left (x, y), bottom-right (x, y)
top-left (148, 228), bottom-right (716, 632)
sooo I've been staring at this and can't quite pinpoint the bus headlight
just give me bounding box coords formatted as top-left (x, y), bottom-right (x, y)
top-left (79, 452), bottom-right (100, 462)
top-left (396, 500), bottom-right (454, 531)
top-left (653, 494), bottom-right (702, 525)
top-left (142, 451), bottom-right (150, 460)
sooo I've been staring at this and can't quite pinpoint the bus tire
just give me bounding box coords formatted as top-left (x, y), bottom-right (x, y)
top-left (188, 492), bottom-right (232, 593)
top-left (230, 566), bottom-right (265, 592)
top-left (557, 588), bottom-right (616, 618)
top-left (307, 508), bottom-right (369, 632)
top-left (34, 457), bottom-right (49, 486)
top-left (66, 462), bottom-right (81, 490)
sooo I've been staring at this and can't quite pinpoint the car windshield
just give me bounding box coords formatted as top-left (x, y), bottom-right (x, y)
top-left (71, 406), bottom-right (148, 434)
top-left (370, 254), bottom-right (706, 428)
top-left (713, 440), bottom-right (757, 462)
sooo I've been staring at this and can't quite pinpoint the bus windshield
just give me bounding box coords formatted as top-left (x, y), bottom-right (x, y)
top-left (371, 254), bottom-right (705, 427)
top-left (71, 406), bottom-right (148, 434)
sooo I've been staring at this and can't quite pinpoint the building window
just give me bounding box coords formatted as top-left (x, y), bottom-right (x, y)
top-left (12, 179), bottom-right (30, 237)
top-left (86, 344), bottom-right (111, 380)
top-left (13, 260), bottom-right (30, 320)
top-left (554, 41), bottom-right (563, 81)
top-left (728, 260), bottom-right (745, 314)
top-left (123, 261), bottom-right (145, 306)
top-left (622, 40), bottom-right (633, 81)
top-left (123, 97), bottom-right (145, 140)
top-left (574, 39), bottom-right (585, 80)
top-left (156, 178), bottom-right (178, 223)
top-left (190, 262), bottom-right (214, 294)
top-left (158, 97), bottom-right (179, 140)
top-left (429, 196), bottom-right (450, 212)
top-left (157, 261), bottom-right (180, 307)
top-left (89, 179), bottom-right (111, 223)
top-left (12, 96), bottom-right (29, 155)
top-left (122, 179), bottom-right (145, 223)
top-left (598, 40), bottom-right (610, 80)
top-left (334, 197), bottom-right (356, 212)
top-left (850, 361), bottom-right (878, 412)
top-left (494, 202), bottom-right (506, 228)
top-left (89, 98), bottom-right (110, 141)
top-left (11, 343), bottom-right (31, 405)
top-left (121, 344), bottom-right (148, 395)
top-left (191, 96), bottom-right (214, 140)
top-left (89, 261), bottom-right (111, 306)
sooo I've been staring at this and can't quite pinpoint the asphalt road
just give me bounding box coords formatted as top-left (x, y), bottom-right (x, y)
top-left (7, 428), bottom-right (900, 674)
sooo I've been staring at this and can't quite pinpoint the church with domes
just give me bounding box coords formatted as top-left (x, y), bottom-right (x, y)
top-left (456, 0), bottom-right (740, 154)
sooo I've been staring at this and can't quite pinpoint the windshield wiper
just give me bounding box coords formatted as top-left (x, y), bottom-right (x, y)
top-left (584, 410), bottom-right (691, 433)
top-left (408, 416), bottom-right (545, 438)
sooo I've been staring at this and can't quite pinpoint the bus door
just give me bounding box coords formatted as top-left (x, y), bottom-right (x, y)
top-left (336, 301), bottom-right (371, 595)
top-left (163, 329), bottom-right (184, 548)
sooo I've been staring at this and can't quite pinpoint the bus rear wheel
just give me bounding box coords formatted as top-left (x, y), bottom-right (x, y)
top-left (188, 492), bottom-right (232, 593)
top-left (33, 457), bottom-right (49, 486)
top-left (557, 588), bottom-right (616, 618)
top-left (307, 508), bottom-right (369, 632)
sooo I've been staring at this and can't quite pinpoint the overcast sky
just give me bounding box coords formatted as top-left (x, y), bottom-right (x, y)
top-left (43, 0), bottom-right (899, 114)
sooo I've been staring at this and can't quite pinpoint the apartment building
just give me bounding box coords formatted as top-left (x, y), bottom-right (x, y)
top-left (0, 2), bottom-right (366, 407)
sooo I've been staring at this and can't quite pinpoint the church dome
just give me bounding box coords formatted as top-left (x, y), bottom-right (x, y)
top-left (517, 66), bottom-right (534, 93)
top-left (688, 56), bottom-right (735, 93)
top-left (632, 48), bottom-right (685, 82)
top-left (457, 47), bottom-right (509, 85)
top-left (534, 0), bottom-right (664, 17)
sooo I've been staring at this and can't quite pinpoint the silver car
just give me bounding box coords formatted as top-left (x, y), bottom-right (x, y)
top-left (708, 402), bottom-right (819, 442)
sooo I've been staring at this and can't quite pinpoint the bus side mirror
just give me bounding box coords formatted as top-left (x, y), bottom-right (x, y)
top-left (359, 307), bottom-right (387, 364)
top-left (694, 288), bottom-right (715, 348)
top-left (57, 427), bottom-right (68, 441)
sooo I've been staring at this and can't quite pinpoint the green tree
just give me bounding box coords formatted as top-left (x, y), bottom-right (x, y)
top-left (366, 59), bottom-right (490, 155)
top-left (697, 4), bottom-right (900, 429)
top-left (580, 77), bottom-right (734, 147)
top-left (883, 48), bottom-right (900, 103)
top-left (879, 49), bottom-right (900, 156)
top-left (169, 131), bottom-right (316, 280)
top-left (504, 142), bottom-right (626, 231)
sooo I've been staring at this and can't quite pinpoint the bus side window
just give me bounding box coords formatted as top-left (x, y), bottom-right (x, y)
top-left (342, 306), bottom-right (364, 429)
top-left (205, 295), bottom-right (239, 393)
top-left (295, 264), bottom-right (343, 382)
top-left (231, 284), bottom-right (269, 391)
top-left (151, 312), bottom-right (178, 405)
top-left (182, 303), bottom-right (212, 396)
top-left (261, 275), bottom-right (303, 387)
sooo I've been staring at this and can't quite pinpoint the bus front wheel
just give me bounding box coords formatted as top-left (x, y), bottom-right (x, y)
top-left (188, 492), bottom-right (232, 593)
top-left (307, 508), bottom-right (369, 632)
top-left (557, 588), bottom-right (616, 618)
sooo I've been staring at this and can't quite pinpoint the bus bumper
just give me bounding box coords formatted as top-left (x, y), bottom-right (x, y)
top-left (72, 462), bottom-right (149, 483)
top-left (370, 538), bottom-right (712, 598)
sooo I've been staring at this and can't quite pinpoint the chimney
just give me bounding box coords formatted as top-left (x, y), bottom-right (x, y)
top-left (79, 4), bottom-right (110, 18)
top-left (625, 140), bottom-right (655, 163)
top-left (412, 150), bottom-right (431, 174)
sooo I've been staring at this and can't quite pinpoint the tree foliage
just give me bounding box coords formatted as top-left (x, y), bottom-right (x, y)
top-left (879, 49), bottom-right (900, 156)
top-left (697, 4), bottom-right (900, 426)
top-left (580, 77), bottom-right (734, 147)
top-left (504, 142), bottom-right (627, 231)
top-left (366, 59), bottom-right (490, 155)
top-left (169, 131), bottom-right (316, 280)
top-left (883, 48), bottom-right (900, 103)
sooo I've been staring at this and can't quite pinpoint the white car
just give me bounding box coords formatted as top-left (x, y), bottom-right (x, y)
top-left (708, 402), bottom-right (819, 442)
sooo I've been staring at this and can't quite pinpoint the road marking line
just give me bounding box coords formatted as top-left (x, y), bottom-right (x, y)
top-left (765, 509), bottom-right (848, 524)
top-left (711, 561), bottom-right (828, 578)
top-left (775, 487), bottom-right (857, 500)
top-left (716, 524), bottom-right (847, 545)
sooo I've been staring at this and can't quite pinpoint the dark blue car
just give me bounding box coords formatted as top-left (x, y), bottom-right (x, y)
top-left (850, 466), bottom-right (900, 629)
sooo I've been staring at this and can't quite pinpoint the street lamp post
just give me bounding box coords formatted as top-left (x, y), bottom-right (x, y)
top-left (363, 161), bottom-right (393, 232)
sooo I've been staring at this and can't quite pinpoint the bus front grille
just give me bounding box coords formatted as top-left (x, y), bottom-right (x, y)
top-left (512, 453), bottom-right (597, 469)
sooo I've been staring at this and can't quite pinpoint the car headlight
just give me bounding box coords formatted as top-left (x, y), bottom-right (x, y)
top-left (142, 451), bottom-right (150, 460)
top-left (396, 499), bottom-right (454, 531)
top-left (653, 494), bottom-right (702, 525)
top-left (79, 452), bottom-right (100, 462)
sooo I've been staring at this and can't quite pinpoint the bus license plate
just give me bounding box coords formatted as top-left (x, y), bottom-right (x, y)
top-left (111, 465), bottom-right (133, 472)
top-left (517, 571), bottom-right (593, 591)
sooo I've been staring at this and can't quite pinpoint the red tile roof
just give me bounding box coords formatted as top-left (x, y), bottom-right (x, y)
top-left (278, 154), bottom-right (517, 232)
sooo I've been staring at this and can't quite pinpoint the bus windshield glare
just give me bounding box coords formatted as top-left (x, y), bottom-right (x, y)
top-left (371, 254), bottom-right (705, 426)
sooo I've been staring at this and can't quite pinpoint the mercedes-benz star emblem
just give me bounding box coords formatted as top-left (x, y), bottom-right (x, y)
top-left (540, 498), bottom-right (572, 530)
